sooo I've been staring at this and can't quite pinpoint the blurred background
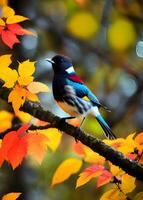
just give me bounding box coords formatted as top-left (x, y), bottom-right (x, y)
top-left (0, 0), bottom-right (143, 199)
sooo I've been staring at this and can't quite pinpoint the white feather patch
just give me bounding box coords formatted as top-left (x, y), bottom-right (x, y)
top-left (65, 66), bottom-right (75, 74)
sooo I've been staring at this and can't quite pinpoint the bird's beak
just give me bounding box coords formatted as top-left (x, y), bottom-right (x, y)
top-left (46, 59), bottom-right (55, 64)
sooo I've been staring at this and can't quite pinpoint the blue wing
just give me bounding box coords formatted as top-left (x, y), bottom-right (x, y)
top-left (66, 78), bottom-right (102, 107)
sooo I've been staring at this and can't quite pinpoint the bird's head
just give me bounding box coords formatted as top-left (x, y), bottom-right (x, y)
top-left (47, 55), bottom-right (75, 74)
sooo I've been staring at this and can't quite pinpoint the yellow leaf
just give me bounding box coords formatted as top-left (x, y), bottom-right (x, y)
top-left (134, 192), bottom-right (143, 200)
top-left (120, 174), bottom-right (136, 194)
top-left (6, 15), bottom-right (28, 24)
top-left (8, 85), bottom-right (26, 113)
top-left (0, 18), bottom-right (5, 26)
top-left (18, 60), bottom-right (35, 77)
top-left (0, 68), bottom-right (18, 88)
top-left (0, 54), bottom-right (12, 68)
top-left (27, 81), bottom-right (50, 94)
top-left (67, 12), bottom-right (98, 40)
top-left (52, 158), bottom-right (82, 186)
top-left (0, 111), bottom-right (13, 132)
top-left (2, 6), bottom-right (15, 18)
top-left (17, 75), bottom-right (34, 86)
top-left (83, 146), bottom-right (105, 165)
top-left (100, 188), bottom-right (126, 200)
top-left (39, 128), bottom-right (62, 152)
top-left (2, 192), bottom-right (21, 200)
top-left (76, 165), bottom-right (104, 188)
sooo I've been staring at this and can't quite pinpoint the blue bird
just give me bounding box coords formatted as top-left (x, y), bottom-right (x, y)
top-left (47, 55), bottom-right (116, 140)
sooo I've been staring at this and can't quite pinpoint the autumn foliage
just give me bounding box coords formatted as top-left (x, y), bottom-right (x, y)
top-left (0, 3), bottom-right (143, 200)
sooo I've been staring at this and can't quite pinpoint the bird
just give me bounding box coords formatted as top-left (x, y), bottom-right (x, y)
top-left (47, 55), bottom-right (116, 140)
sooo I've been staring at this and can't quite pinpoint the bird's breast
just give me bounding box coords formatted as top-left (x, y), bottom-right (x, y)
top-left (56, 101), bottom-right (79, 117)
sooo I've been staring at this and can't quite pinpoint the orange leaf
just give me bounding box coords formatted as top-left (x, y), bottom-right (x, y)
top-left (8, 85), bottom-right (26, 113)
top-left (2, 192), bottom-right (21, 200)
top-left (25, 132), bottom-right (48, 164)
top-left (1, 30), bottom-right (20, 48)
top-left (27, 81), bottom-right (49, 94)
top-left (76, 165), bottom-right (104, 188)
top-left (52, 158), bottom-right (82, 186)
top-left (97, 169), bottom-right (112, 188)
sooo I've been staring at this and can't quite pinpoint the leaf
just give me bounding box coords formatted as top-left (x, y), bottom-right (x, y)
top-left (97, 170), bottom-right (112, 188)
top-left (0, 54), bottom-right (12, 68)
top-left (1, 30), bottom-right (20, 48)
top-left (76, 165), bottom-right (104, 188)
top-left (18, 60), bottom-right (35, 79)
top-left (6, 15), bottom-right (28, 24)
top-left (25, 132), bottom-right (48, 164)
top-left (100, 188), bottom-right (125, 200)
top-left (2, 6), bottom-right (15, 18)
top-left (25, 90), bottom-right (39, 102)
top-left (8, 85), bottom-right (26, 113)
top-left (52, 158), bottom-right (82, 186)
top-left (120, 174), bottom-right (136, 194)
top-left (0, 110), bottom-right (13, 132)
top-left (39, 128), bottom-right (62, 152)
top-left (17, 75), bottom-right (34, 86)
top-left (27, 81), bottom-right (49, 94)
top-left (0, 67), bottom-right (18, 88)
top-left (83, 146), bottom-right (105, 165)
top-left (0, 125), bottom-right (29, 169)
top-left (8, 136), bottom-right (27, 169)
top-left (2, 192), bottom-right (21, 200)
top-left (0, 18), bottom-right (5, 26)
top-left (134, 192), bottom-right (143, 200)
top-left (7, 24), bottom-right (37, 37)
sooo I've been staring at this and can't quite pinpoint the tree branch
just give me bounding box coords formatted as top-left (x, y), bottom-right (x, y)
top-left (21, 101), bottom-right (143, 182)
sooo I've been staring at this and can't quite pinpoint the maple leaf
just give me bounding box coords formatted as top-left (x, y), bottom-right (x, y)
top-left (0, 6), bottom-right (36, 48)
top-left (0, 55), bottom-right (49, 113)
top-left (0, 124), bottom-right (29, 169)
top-left (76, 165), bottom-right (104, 188)
top-left (52, 158), bottom-right (82, 186)
top-left (25, 132), bottom-right (48, 164)
top-left (2, 192), bottom-right (22, 200)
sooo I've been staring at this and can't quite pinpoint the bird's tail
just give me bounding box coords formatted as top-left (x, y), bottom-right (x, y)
top-left (95, 114), bottom-right (116, 140)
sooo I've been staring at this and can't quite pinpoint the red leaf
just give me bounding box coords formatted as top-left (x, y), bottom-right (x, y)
top-left (1, 30), bottom-right (20, 48)
top-left (7, 23), bottom-right (27, 35)
top-left (0, 126), bottom-right (29, 169)
top-left (0, 26), bottom-right (4, 34)
top-left (97, 170), bottom-right (112, 188)
top-left (8, 136), bottom-right (27, 169)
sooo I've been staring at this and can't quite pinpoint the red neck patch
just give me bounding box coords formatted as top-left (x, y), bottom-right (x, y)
top-left (68, 74), bottom-right (84, 84)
